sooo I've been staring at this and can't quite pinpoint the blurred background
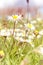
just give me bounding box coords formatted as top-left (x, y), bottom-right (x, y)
top-left (0, 0), bottom-right (43, 18)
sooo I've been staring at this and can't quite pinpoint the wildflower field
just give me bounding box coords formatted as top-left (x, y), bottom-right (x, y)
top-left (0, 15), bottom-right (43, 65)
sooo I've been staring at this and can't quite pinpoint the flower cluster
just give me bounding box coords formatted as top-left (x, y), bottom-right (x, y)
top-left (13, 17), bottom-right (43, 48)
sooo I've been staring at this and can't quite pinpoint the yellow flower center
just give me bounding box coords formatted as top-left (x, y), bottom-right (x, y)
top-left (27, 23), bottom-right (33, 28)
top-left (34, 30), bottom-right (39, 36)
top-left (0, 50), bottom-right (4, 56)
top-left (12, 15), bottom-right (18, 20)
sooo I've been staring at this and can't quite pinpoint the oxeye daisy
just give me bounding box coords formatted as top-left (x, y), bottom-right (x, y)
top-left (27, 23), bottom-right (35, 30)
top-left (12, 15), bottom-right (18, 20)
top-left (0, 29), bottom-right (12, 36)
top-left (7, 15), bottom-right (21, 22)
top-left (12, 15), bottom-right (21, 21)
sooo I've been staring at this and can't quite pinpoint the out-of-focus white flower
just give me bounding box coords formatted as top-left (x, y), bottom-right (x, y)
top-left (0, 29), bottom-right (6, 36)
top-left (15, 29), bottom-right (21, 32)
top-left (31, 20), bottom-right (37, 24)
top-left (15, 37), bottom-right (20, 41)
top-left (16, 33), bottom-right (22, 37)
top-left (15, 36), bottom-right (32, 43)
top-left (39, 30), bottom-right (43, 35)
top-left (35, 47), bottom-right (43, 55)
top-left (37, 17), bottom-right (42, 22)
top-left (39, 47), bottom-right (43, 55)
top-left (27, 23), bottom-right (35, 30)
top-left (0, 29), bottom-right (11, 36)
top-left (19, 38), bottom-right (25, 42)
top-left (19, 38), bottom-right (32, 43)
top-left (25, 39), bottom-right (32, 43)
top-left (37, 35), bottom-right (41, 39)
top-left (6, 31), bottom-right (11, 36)
top-left (28, 35), bottom-right (35, 39)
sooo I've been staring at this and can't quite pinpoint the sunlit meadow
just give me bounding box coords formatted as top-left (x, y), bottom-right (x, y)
top-left (0, 15), bottom-right (43, 65)
top-left (0, 0), bottom-right (43, 65)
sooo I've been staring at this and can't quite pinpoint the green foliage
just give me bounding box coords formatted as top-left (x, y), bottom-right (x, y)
top-left (0, 18), bottom-right (43, 65)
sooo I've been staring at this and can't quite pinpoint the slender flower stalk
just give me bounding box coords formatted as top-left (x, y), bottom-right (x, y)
top-left (26, 0), bottom-right (29, 22)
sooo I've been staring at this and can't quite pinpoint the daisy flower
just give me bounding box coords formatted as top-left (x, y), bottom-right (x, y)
top-left (27, 23), bottom-right (35, 30)
top-left (25, 39), bottom-right (32, 43)
top-left (7, 15), bottom-right (21, 22)
top-left (28, 35), bottom-right (35, 40)
top-left (34, 47), bottom-right (43, 55)
top-left (16, 33), bottom-right (22, 37)
top-left (0, 29), bottom-right (11, 36)
top-left (15, 29), bottom-right (21, 32)
top-left (0, 29), bottom-right (6, 36)
top-left (30, 20), bottom-right (37, 24)
top-left (37, 17), bottom-right (42, 22)
top-left (12, 15), bottom-right (21, 21)
top-left (12, 15), bottom-right (18, 20)
top-left (19, 38), bottom-right (25, 42)
top-left (14, 37), bottom-right (20, 41)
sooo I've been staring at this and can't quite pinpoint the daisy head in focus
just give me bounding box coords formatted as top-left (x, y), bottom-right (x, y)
top-left (7, 15), bottom-right (21, 22)
top-left (12, 15), bottom-right (21, 20)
